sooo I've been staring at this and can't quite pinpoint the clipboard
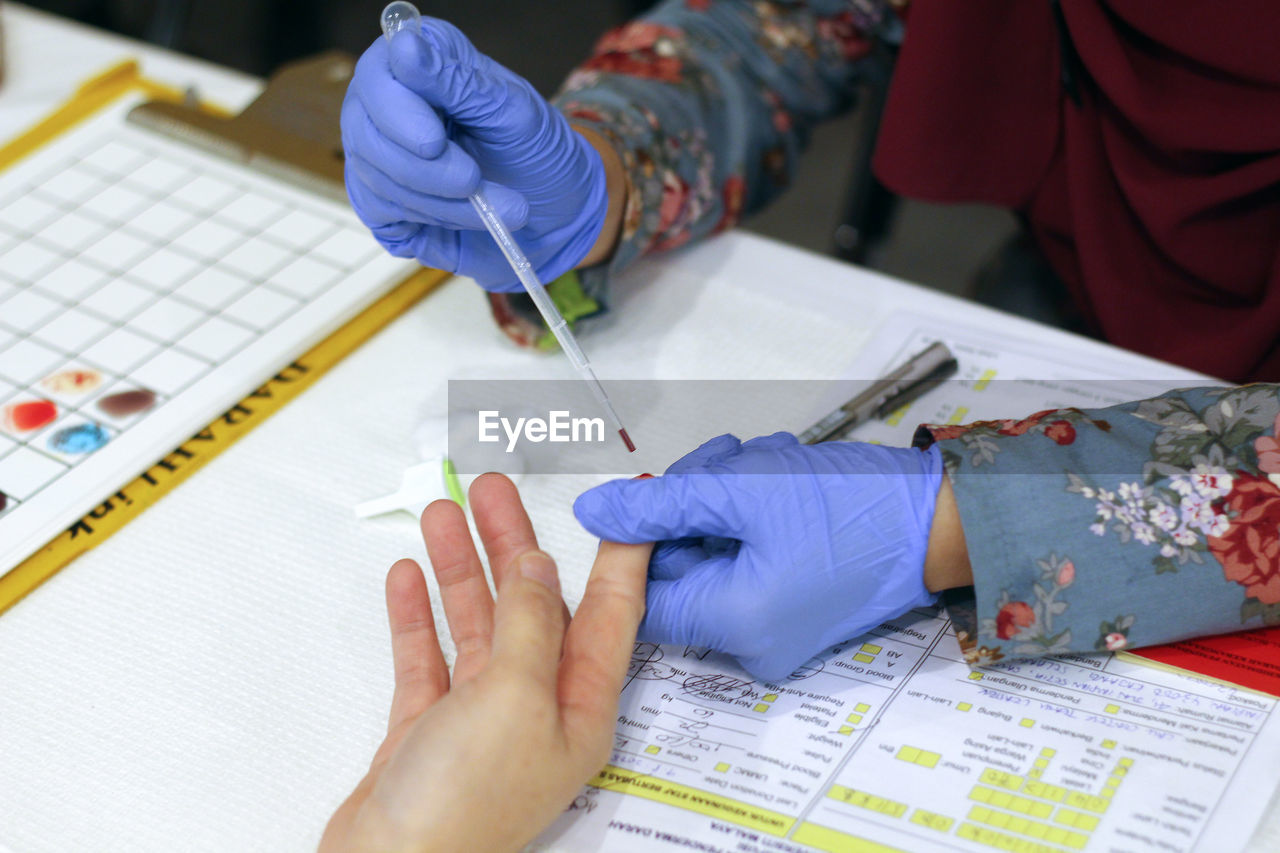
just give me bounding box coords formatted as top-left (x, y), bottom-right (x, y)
top-left (125, 51), bottom-right (354, 201)
top-left (0, 58), bottom-right (450, 615)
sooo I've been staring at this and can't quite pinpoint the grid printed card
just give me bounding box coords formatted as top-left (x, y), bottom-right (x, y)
top-left (0, 93), bottom-right (416, 574)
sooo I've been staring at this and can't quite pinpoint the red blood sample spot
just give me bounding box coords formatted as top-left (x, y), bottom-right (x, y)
top-left (2, 399), bottom-right (58, 432)
top-left (619, 428), bottom-right (636, 453)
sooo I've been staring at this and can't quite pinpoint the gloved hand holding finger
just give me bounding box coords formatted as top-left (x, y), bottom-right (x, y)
top-left (574, 434), bottom-right (945, 682)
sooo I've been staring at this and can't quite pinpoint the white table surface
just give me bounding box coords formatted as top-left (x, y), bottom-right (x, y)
top-left (1, 4), bottom-right (1276, 851)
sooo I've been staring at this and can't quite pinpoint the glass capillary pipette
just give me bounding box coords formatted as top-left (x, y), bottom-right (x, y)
top-left (380, 2), bottom-right (636, 453)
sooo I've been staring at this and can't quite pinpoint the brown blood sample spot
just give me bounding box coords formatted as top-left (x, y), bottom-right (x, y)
top-left (97, 389), bottom-right (157, 417)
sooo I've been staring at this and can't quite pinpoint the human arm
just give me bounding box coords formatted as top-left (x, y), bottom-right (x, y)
top-left (319, 474), bottom-right (651, 852)
top-left (574, 385), bottom-right (1280, 679)
top-left (924, 475), bottom-right (974, 594)
top-left (915, 383), bottom-right (1280, 664)
top-left (340, 2), bottom-right (900, 294)
top-left (555, 0), bottom-right (897, 273)
top-left (573, 124), bottom-right (628, 269)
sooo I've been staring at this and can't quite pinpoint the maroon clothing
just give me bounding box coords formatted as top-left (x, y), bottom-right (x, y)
top-left (875, 0), bottom-right (1280, 382)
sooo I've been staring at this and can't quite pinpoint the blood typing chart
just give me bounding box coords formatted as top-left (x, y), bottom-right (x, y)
top-left (0, 96), bottom-right (413, 574)
top-left (536, 610), bottom-right (1280, 853)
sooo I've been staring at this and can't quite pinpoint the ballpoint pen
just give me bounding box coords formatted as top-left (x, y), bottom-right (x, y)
top-left (799, 341), bottom-right (958, 444)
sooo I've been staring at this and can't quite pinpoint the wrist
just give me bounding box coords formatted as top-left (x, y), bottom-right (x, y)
top-left (518, 131), bottom-right (612, 287)
top-left (571, 124), bottom-right (627, 268)
top-left (923, 475), bottom-right (973, 592)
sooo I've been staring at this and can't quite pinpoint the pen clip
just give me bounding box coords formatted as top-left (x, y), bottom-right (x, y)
top-left (872, 357), bottom-right (959, 420)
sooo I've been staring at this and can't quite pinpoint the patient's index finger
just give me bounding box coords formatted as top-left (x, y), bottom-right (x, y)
top-left (559, 541), bottom-right (652, 718)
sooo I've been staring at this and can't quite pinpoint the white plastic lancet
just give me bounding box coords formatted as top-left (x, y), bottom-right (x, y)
top-left (353, 461), bottom-right (451, 519)
top-left (353, 413), bottom-right (525, 519)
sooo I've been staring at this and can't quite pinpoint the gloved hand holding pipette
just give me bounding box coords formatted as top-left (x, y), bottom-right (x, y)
top-left (341, 10), bottom-right (609, 292)
top-left (345, 4), bottom-right (633, 450)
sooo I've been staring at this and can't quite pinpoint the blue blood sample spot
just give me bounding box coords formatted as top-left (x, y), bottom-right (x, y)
top-left (48, 422), bottom-right (110, 455)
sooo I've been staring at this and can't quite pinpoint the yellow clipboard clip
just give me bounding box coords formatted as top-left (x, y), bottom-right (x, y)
top-left (0, 60), bottom-right (179, 171)
top-left (126, 51), bottom-right (355, 201)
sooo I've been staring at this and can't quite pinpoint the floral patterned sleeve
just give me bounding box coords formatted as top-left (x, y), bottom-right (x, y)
top-left (912, 384), bottom-right (1280, 666)
top-left (540, 0), bottom-right (899, 313)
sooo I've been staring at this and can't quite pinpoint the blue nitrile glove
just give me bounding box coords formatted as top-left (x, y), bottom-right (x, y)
top-left (573, 433), bottom-right (944, 682)
top-left (341, 18), bottom-right (608, 291)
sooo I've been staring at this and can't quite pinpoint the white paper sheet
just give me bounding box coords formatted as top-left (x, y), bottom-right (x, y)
top-left (537, 611), bottom-right (1280, 853)
top-left (812, 312), bottom-right (1214, 450)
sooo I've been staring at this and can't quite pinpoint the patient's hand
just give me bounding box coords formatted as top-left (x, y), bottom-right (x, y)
top-left (320, 473), bottom-right (651, 853)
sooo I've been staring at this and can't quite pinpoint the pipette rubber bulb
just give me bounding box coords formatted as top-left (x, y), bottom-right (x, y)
top-left (380, 1), bottom-right (421, 41)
